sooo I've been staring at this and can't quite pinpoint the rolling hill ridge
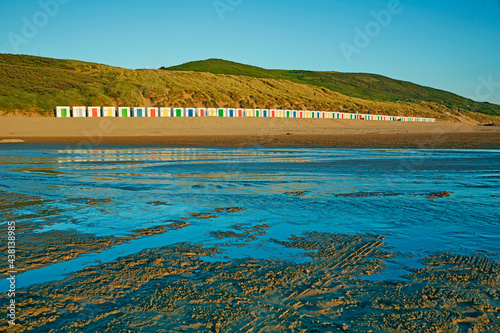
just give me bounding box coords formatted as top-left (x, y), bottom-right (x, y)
top-left (162, 59), bottom-right (500, 117)
top-left (1, 54), bottom-right (498, 122)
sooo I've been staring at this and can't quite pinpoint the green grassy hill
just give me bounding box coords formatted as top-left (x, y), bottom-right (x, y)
top-left (1, 53), bottom-right (498, 122)
top-left (162, 59), bottom-right (289, 80)
top-left (162, 59), bottom-right (500, 118)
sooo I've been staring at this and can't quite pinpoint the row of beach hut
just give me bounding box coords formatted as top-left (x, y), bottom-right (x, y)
top-left (55, 106), bottom-right (436, 122)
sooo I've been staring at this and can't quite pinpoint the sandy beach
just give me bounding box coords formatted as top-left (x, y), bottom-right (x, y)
top-left (0, 117), bottom-right (499, 148)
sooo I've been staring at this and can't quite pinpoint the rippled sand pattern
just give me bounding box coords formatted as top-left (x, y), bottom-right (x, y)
top-left (0, 145), bottom-right (499, 331)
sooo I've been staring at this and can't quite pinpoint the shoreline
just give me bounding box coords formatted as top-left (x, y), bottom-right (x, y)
top-left (8, 132), bottom-right (500, 149)
top-left (1, 117), bottom-right (499, 149)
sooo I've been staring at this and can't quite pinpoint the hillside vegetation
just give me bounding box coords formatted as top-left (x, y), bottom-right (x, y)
top-left (163, 59), bottom-right (500, 118)
top-left (1, 54), bottom-right (499, 122)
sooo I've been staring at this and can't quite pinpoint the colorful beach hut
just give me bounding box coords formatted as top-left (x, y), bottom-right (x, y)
top-left (206, 108), bottom-right (217, 117)
top-left (173, 108), bottom-right (184, 117)
top-left (72, 106), bottom-right (86, 117)
top-left (185, 108), bottom-right (196, 117)
top-left (197, 108), bottom-right (206, 117)
top-left (53, 104), bottom-right (434, 123)
top-left (55, 106), bottom-right (70, 118)
top-left (160, 108), bottom-right (171, 117)
top-left (87, 106), bottom-right (101, 117)
top-left (118, 107), bottom-right (131, 117)
top-left (217, 108), bottom-right (226, 117)
top-left (133, 107), bottom-right (146, 117)
top-left (147, 108), bottom-right (159, 117)
top-left (103, 107), bottom-right (116, 117)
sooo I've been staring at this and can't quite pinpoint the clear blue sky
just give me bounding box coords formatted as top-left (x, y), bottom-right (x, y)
top-left (1, 0), bottom-right (499, 104)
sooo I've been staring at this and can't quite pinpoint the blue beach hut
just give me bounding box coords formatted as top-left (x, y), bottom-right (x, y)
top-left (133, 107), bottom-right (145, 117)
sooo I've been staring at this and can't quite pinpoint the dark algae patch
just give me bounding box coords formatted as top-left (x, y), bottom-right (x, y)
top-left (427, 191), bottom-right (453, 200)
top-left (215, 207), bottom-right (246, 213)
top-left (285, 191), bottom-right (310, 197)
top-left (129, 221), bottom-right (191, 237)
top-left (333, 191), bottom-right (454, 200)
top-left (66, 198), bottom-right (112, 205)
top-left (186, 207), bottom-right (246, 220)
top-left (334, 191), bottom-right (404, 198)
top-left (210, 223), bottom-right (269, 242)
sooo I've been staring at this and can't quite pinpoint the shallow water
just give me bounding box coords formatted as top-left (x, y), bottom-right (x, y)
top-left (1, 144), bottom-right (499, 289)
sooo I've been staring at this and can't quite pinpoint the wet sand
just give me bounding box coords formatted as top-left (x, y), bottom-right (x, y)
top-left (2, 132), bottom-right (500, 331)
top-left (4, 231), bottom-right (500, 332)
top-left (1, 117), bottom-right (499, 148)
top-left (2, 189), bottom-right (500, 332)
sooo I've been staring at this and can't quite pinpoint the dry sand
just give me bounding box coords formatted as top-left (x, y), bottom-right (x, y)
top-left (0, 117), bottom-right (499, 148)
